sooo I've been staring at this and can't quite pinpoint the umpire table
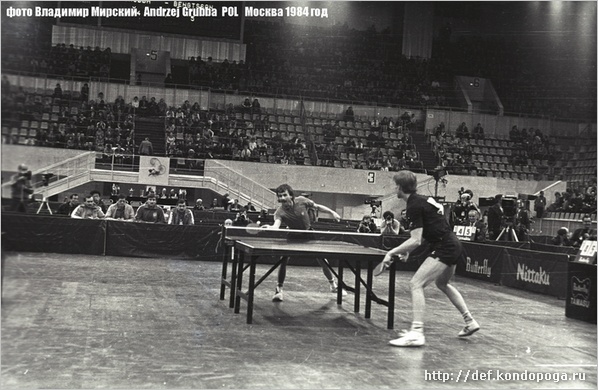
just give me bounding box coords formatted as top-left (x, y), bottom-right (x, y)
top-left (220, 226), bottom-right (398, 329)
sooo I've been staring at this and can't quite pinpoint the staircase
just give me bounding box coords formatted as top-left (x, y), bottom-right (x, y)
top-left (411, 130), bottom-right (438, 172)
top-left (135, 118), bottom-right (166, 156)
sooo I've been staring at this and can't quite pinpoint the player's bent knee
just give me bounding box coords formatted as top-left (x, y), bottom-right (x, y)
top-left (409, 278), bottom-right (425, 290)
top-left (435, 279), bottom-right (448, 291)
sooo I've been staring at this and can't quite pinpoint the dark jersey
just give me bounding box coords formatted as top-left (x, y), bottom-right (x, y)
top-left (274, 196), bottom-right (315, 230)
top-left (405, 193), bottom-right (452, 243)
top-left (406, 193), bottom-right (463, 265)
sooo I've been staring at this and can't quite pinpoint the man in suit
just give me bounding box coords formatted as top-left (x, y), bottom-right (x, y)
top-left (487, 195), bottom-right (504, 240)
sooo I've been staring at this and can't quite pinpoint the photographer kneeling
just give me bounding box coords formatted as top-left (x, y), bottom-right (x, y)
top-left (232, 210), bottom-right (253, 227)
top-left (380, 211), bottom-right (404, 235)
top-left (358, 215), bottom-right (378, 233)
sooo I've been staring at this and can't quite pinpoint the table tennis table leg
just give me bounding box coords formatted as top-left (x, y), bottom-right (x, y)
top-left (220, 244), bottom-right (234, 301)
top-left (337, 262), bottom-right (343, 305)
top-left (246, 255), bottom-right (257, 324)
top-left (220, 246), bottom-right (228, 301)
top-left (354, 260), bottom-right (360, 313)
top-left (365, 260), bottom-right (373, 319)
top-left (387, 261), bottom-right (396, 329)
top-left (229, 248), bottom-right (238, 309)
top-left (234, 251), bottom-right (245, 314)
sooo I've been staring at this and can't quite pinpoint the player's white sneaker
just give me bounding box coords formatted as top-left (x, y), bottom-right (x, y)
top-left (329, 280), bottom-right (348, 296)
top-left (389, 330), bottom-right (425, 347)
top-left (458, 320), bottom-right (480, 337)
top-left (272, 287), bottom-right (283, 302)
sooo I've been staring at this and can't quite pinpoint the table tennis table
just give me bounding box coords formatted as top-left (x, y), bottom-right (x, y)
top-left (220, 226), bottom-right (398, 329)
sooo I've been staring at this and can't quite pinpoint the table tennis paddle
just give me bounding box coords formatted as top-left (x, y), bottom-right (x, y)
top-left (374, 253), bottom-right (408, 276)
top-left (373, 261), bottom-right (388, 276)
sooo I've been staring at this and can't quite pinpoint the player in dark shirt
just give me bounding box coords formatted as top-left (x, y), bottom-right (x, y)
top-left (379, 170), bottom-right (479, 347)
top-left (265, 184), bottom-right (343, 302)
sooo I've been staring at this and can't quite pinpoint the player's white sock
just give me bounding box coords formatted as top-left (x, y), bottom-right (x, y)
top-left (462, 311), bottom-right (474, 323)
top-left (411, 321), bottom-right (424, 333)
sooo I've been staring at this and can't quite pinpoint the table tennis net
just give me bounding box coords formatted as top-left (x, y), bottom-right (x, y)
top-left (224, 226), bottom-right (403, 250)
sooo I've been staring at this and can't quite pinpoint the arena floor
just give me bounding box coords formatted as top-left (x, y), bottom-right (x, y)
top-left (1, 252), bottom-right (596, 389)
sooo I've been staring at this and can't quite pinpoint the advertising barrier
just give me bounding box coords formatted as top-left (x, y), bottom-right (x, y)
top-left (565, 261), bottom-right (597, 323)
top-left (0, 214), bottom-right (579, 302)
top-left (105, 222), bottom-right (222, 261)
top-left (501, 248), bottom-right (569, 298)
top-left (457, 242), bottom-right (503, 284)
top-left (2, 214), bottom-right (105, 255)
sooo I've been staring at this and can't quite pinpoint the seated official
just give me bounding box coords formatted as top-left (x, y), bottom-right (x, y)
top-left (57, 194), bottom-right (80, 216)
top-left (135, 193), bottom-right (166, 223)
top-left (193, 198), bottom-right (205, 211)
top-left (464, 210), bottom-right (487, 242)
top-left (571, 214), bottom-right (597, 248)
top-left (105, 194), bottom-right (135, 221)
top-left (229, 199), bottom-right (242, 212)
top-left (90, 190), bottom-right (108, 213)
top-left (71, 194), bottom-right (106, 219)
top-left (168, 199), bottom-right (195, 225)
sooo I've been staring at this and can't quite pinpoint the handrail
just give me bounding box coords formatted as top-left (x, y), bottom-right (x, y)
top-left (534, 181), bottom-right (563, 196)
top-left (203, 160), bottom-right (277, 209)
top-left (1, 152), bottom-right (96, 196)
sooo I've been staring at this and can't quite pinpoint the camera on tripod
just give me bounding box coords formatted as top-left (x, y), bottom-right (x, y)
top-left (364, 198), bottom-right (382, 207)
top-left (501, 196), bottom-right (518, 223)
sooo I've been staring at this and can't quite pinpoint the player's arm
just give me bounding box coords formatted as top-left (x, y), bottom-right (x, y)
top-left (264, 217), bottom-right (282, 229)
top-left (382, 227), bottom-right (423, 265)
top-left (314, 203), bottom-right (341, 222)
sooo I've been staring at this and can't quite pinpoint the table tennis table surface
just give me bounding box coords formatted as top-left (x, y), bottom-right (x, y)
top-left (224, 226), bottom-right (387, 258)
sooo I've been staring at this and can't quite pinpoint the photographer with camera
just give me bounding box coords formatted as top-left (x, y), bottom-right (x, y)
top-left (232, 210), bottom-right (253, 227)
top-left (380, 211), bottom-right (403, 235)
top-left (11, 164), bottom-right (34, 213)
top-left (451, 188), bottom-right (480, 228)
top-left (357, 215), bottom-right (378, 233)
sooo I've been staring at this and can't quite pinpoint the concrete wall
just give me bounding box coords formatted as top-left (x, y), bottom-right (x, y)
top-left (2, 145), bottom-right (567, 220)
top-left (214, 160), bottom-right (567, 219)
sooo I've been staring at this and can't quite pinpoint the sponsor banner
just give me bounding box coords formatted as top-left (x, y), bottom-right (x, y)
top-left (501, 248), bottom-right (569, 297)
top-left (457, 242), bottom-right (503, 283)
top-left (138, 156), bottom-right (170, 186)
top-left (566, 261), bottom-right (597, 323)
